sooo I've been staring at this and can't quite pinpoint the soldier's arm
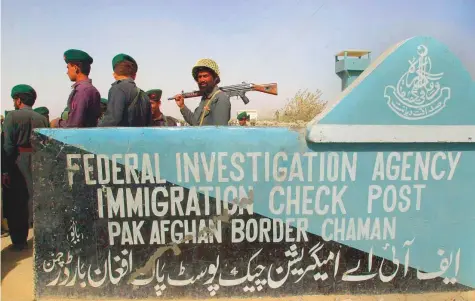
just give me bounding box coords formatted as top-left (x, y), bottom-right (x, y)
top-left (145, 99), bottom-right (153, 126)
top-left (35, 114), bottom-right (49, 129)
top-left (212, 94), bottom-right (231, 126)
top-left (42, 116), bottom-right (49, 128)
top-left (1, 135), bottom-right (7, 174)
top-left (180, 105), bottom-right (200, 126)
top-left (58, 88), bottom-right (90, 128)
top-left (2, 114), bottom-right (16, 173)
top-left (98, 87), bottom-right (125, 127)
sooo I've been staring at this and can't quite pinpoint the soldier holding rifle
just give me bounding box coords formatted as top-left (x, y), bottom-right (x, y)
top-left (173, 58), bottom-right (231, 126)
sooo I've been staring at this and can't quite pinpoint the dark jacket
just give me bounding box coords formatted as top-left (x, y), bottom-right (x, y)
top-left (2, 107), bottom-right (48, 173)
top-left (98, 78), bottom-right (152, 127)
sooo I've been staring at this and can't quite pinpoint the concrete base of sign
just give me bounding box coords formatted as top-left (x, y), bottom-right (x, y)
top-left (37, 292), bottom-right (475, 301)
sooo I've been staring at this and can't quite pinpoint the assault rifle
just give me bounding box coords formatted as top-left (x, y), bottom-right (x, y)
top-left (167, 82), bottom-right (278, 104)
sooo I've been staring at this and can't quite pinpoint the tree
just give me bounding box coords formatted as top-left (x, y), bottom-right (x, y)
top-left (276, 89), bottom-right (326, 122)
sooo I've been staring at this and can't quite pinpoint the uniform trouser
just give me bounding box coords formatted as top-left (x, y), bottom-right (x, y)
top-left (16, 152), bottom-right (33, 226)
top-left (4, 152), bottom-right (31, 245)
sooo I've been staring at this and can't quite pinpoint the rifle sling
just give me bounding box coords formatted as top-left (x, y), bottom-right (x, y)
top-left (199, 89), bottom-right (221, 126)
top-left (128, 87), bottom-right (141, 109)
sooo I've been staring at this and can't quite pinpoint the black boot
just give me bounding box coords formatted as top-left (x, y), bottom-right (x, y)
top-left (12, 242), bottom-right (28, 251)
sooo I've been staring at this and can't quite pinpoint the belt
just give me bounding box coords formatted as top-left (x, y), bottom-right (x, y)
top-left (18, 147), bottom-right (33, 153)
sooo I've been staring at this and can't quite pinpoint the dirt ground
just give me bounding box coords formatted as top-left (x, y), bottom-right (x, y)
top-left (1, 230), bottom-right (474, 301)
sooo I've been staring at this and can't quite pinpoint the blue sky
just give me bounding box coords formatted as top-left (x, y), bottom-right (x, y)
top-left (1, 0), bottom-right (474, 119)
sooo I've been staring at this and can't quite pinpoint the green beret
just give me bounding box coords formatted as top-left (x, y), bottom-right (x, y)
top-left (112, 53), bottom-right (137, 70)
top-left (100, 98), bottom-right (108, 104)
top-left (64, 49), bottom-right (93, 64)
top-left (237, 112), bottom-right (250, 120)
top-left (146, 89), bottom-right (163, 101)
top-left (34, 107), bottom-right (49, 115)
top-left (11, 84), bottom-right (36, 99)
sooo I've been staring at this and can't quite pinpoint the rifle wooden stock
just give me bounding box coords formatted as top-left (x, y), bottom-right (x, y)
top-left (252, 83), bottom-right (278, 95)
top-left (167, 91), bottom-right (202, 100)
top-left (181, 91), bottom-right (202, 99)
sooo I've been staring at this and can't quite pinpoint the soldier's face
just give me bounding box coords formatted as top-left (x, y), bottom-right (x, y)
top-left (67, 63), bottom-right (77, 81)
top-left (150, 100), bottom-right (161, 114)
top-left (197, 71), bottom-right (215, 92)
top-left (13, 98), bottom-right (21, 110)
top-left (100, 103), bottom-right (107, 113)
top-left (239, 119), bottom-right (247, 126)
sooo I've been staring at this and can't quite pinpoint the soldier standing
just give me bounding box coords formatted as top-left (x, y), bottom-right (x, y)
top-left (173, 58), bottom-right (231, 126)
top-left (34, 107), bottom-right (50, 124)
top-left (50, 49), bottom-right (101, 128)
top-left (2, 85), bottom-right (48, 250)
top-left (146, 89), bottom-right (178, 127)
top-left (237, 111), bottom-right (250, 126)
top-left (98, 54), bottom-right (152, 127)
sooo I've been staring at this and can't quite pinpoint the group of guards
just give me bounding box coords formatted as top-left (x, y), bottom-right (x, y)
top-left (0, 49), bottom-right (252, 250)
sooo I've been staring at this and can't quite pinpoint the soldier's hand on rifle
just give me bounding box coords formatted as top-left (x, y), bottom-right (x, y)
top-left (2, 173), bottom-right (10, 188)
top-left (174, 94), bottom-right (185, 109)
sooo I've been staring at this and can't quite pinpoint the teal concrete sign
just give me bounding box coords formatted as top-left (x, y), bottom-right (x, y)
top-left (317, 37), bottom-right (475, 125)
top-left (33, 36), bottom-right (474, 299)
